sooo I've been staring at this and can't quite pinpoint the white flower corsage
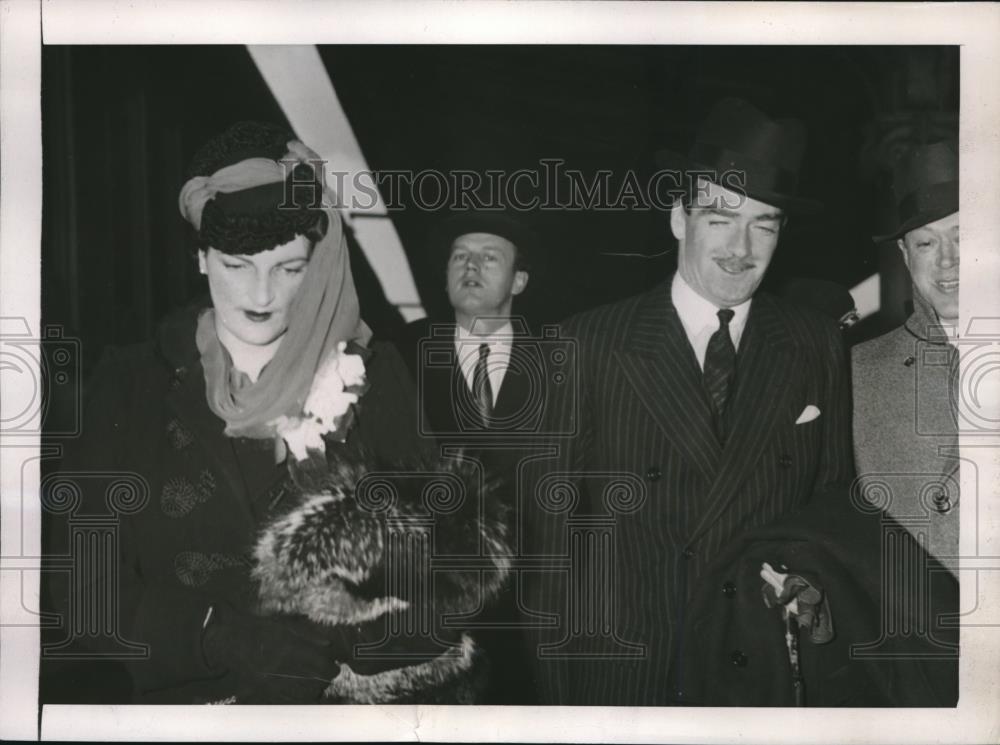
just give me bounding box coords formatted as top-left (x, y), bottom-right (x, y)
top-left (271, 341), bottom-right (368, 461)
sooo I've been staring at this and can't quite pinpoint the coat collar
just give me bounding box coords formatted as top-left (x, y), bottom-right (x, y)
top-left (427, 317), bottom-right (534, 339)
top-left (905, 288), bottom-right (953, 345)
top-left (156, 296), bottom-right (211, 372)
top-left (622, 277), bottom-right (794, 357)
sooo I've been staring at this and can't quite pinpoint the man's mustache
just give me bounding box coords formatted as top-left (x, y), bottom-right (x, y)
top-left (715, 257), bottom-right (757, 272)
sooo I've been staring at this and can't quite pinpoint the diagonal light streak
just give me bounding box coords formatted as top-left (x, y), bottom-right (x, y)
top-left (247, 45), bottom-right (425, 322)
top-left (850, 272), bottom-right (881, 321)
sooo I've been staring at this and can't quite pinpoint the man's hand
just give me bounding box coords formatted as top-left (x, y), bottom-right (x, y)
top-left (760, 562), bottom-right (834, 644)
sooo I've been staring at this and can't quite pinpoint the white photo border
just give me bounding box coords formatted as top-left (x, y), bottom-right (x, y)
top-left (2, 1), bottom-right (998, 742)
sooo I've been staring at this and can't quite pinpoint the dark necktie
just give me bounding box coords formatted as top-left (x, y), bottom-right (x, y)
top-left (472, 343), bottom-right (493, 427)
top-left (703, 308), bottom-right (736, 442)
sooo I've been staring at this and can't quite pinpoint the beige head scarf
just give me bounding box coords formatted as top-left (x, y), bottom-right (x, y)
top-left (179, 141), bottom-right (372, 442)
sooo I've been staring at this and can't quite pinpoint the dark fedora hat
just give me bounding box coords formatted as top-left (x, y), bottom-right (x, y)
top-left (873, 139), bottom-right (958, 243)
top-left (655, 97), bottom-right (821, 215)
top-left (430, 211), bottom-right (539, 272)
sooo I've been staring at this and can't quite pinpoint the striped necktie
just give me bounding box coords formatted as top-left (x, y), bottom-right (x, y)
top-left (472, 343), bottom-right (493, 427)
top-left (703, 308), bottom-right (736, 442)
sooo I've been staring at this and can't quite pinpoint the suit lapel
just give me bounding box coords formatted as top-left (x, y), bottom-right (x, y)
top-left (494, 338), bottom-right (538, 426)
top-left (413, 321), bottom-right (461, 435)
top-left (617, 281), bottom-right (721, 483)
top-left (450, 354), bottom-right (481, 432)
top-left (441, 323), bottom-right (538, 433)
top-left (687, 294), bottom-right (796, 543)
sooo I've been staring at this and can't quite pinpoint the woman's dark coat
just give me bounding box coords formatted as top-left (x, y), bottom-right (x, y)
top-left (45, 301), bottom-right (443, 703)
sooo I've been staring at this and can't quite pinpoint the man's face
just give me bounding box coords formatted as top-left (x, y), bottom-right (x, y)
top-left (898, 211), bottom-right (959, 322)
top-left (446, 232), bottom-right (528, 324)
top-left (671, 179), bottom-right (784, 308)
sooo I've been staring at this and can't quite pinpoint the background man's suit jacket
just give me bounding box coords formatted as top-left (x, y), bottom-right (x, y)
top-left (395, 316), bottom-right (546, 704)
top-left (522, 276), bottom-right (854, 705)
top-left (396, 317), bottom-right (544, 442)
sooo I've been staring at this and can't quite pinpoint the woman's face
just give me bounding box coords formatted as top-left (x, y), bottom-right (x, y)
top-left (199, 235), bottom-right (312, 347)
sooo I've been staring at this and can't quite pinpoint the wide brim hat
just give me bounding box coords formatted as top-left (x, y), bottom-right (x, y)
top-left (872, 139), bottom-right (958, 243)
top-left (654, 97), bottom-right (822, 215)
top-left (430, 211), bottom-right (540, 270)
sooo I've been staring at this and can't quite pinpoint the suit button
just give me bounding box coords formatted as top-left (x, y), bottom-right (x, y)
top-left (730, 650), bottom-right (748, 668)
top-left (646, 466), bottom-right (662, 482)
top-left (682, 547), bottom-right (695, 560)
top-left (779, 455), bottom-right (793, 468)
top-left (722, 581), bottom-right (736, 598)
top-left (169, 366), bottom-right (187, 391)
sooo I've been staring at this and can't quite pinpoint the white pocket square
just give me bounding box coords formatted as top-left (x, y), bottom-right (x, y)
top-left (795, 405), bottom-right (821, 424)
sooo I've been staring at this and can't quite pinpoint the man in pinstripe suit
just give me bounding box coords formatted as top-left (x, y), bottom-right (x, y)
top-left (522, 99), bottom-right (853, 705)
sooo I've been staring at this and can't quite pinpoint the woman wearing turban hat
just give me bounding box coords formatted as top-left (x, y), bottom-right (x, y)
top-left (46, 122), bottom-right (510, 705)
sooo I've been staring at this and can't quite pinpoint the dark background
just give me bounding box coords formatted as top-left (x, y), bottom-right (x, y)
top-left (42, 44), bottom-right (959, 375)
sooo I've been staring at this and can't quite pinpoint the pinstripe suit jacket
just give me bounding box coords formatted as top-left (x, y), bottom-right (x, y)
top-left (521, 276), bottom-right (853, 705)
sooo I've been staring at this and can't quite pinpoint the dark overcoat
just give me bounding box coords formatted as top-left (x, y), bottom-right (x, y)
top-left (44, 301), bottom-right (431, 703)
top-left (521, 276), bottom-right (854, 705)
top-left (681, 487), bottom-right (958, 707)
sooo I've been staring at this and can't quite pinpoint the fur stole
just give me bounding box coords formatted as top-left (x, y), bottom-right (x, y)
top-left (253, 449), bottom-right (511, 703)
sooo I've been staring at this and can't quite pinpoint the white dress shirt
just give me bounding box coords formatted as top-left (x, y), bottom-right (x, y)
top-left (455, 322), bottom-right (514, 406)
top-left (671, 272), bottom-right (752, 370)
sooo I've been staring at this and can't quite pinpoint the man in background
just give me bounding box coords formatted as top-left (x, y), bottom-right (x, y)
top-left (398, 212), bottom-right (540, 438)
top-left (396, 211), bottom-right (543, 704)
top-left (852, 140), bottom-right (960, 576)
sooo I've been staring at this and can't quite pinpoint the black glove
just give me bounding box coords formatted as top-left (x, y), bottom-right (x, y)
top-left (201, 601), bottom-right (341, 704)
